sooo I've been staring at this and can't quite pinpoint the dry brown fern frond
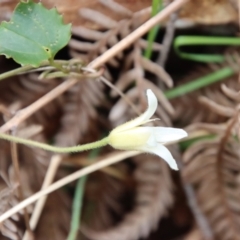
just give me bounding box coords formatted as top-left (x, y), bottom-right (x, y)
top-left (0, 74), bottom-right (54, 105)
top-left (56, 0), bottom-right (167, 147)
top-left (0, 173), bottom-right (25, 240)
top-left (81, 164), bottom-right (130, 233)
top-left (0, 73), bottom-right (63, 135)
top-left (34, 190), bottom-right (71, 240)
top-left (109, 42), bottom-right (174, 127)
top-left (0, 125), bottom-right (48, 239)
top-left (171, 48), bottom-right (240, 126)
top-left (69, 0), bottom-right (152, 68)
top-left (182, 120), bottom-right (240, 240)
top-left (66, 0), bottom-right (174, 141)
top-left (82, 154), bottom-right (174, 240)
top-left (54, 78), bottom-right (105, 147)
top-left (0, 125), bottom-right (72, 239)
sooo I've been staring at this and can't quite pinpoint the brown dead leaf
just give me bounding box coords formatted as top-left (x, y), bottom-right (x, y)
top-left (179, 0), bottom-right (238, 24)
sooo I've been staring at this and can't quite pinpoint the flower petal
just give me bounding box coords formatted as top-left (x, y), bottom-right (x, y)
top-left (111, 89), bottom-right (157, 133)
top-left (139, 144), bottom-right (178, 170)
top-left (154, 127), bottom-right (187, 143)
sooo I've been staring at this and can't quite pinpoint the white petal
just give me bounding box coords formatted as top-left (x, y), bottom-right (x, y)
top-left (154, 127), bottom-right (188, 143)
top-left (111, 89), bottom-right (157, 133)
top-left (139, 144), bottom-right (179, 170)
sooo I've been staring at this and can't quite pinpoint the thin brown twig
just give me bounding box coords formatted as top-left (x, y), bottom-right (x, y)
top-left (158, 13), bottom-right (177, 67)
top-left (22, 155), bottom-right (62, 240)
top-left (0, 151), bottom-right (140, 223)
top-left (100, 76), bottom-right (141, 115)
top-left (10, 140), bottom-right (33, 238)
top-left (182, 180), bottom-right (214, 240)
top-left (178, 155), bottom-right (213, 240)
top-left (0, 0), bottom-right (188, 133)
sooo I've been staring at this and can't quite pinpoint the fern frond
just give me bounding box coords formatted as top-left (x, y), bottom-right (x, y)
top-left (182, 122), bottom-right (240, 239)
top-left (82, 155), bottom-right (174, 240)
top-left (171, 48), bottom-right (240, 126)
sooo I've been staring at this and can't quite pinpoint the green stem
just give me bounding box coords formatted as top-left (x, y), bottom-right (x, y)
top-left (67, 148), bottom-right (100, 240)
top-left (144, 0), bottom-right (162, 59)
top-left (0, 59), bottom-right (70, 82)
top-left (67, 177), bottom-right (87, 240)
top-left (0, 133), bottom-right (109, 153)
top-left (0, 65), bottom-right (34, 81)
top-left (174, 36), bottom-right (240, 63)
top-left (49, 58), bottom-right (69, 74)
top-left (164, 67), bottom-right (234, 99)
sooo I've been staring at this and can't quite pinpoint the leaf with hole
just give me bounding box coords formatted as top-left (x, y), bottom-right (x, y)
top-left (0, 0), bottom-right (71, 67)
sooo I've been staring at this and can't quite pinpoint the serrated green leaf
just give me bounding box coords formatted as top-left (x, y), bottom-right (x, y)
top-left (0, 0), bottom-right (71, 67)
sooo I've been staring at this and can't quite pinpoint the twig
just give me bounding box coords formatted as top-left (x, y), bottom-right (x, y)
top-left (178, 160), bottom-right (214, 240)
top-left (10, 141), bottom-right (32, 237)
top-left (99, 76), bottom-right (140, 115)
top-left (182, 182), bottom-right (213, 240)
top-left (22, 155), bottom-right (62, 240)
top-left (0, 151), bottom-right (140, 223)
top-left (158, 12), bottom-right (177, 67)
top-left (0, 0), bottom-right (188, 133)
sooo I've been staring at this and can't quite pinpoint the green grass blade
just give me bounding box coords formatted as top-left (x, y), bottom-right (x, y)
top-left (174, 36), bottom-right (240, 63)
top-left (144, 0), bottom-right (162, 59)
top-left (67, 148), bottom-right (101, 240)
top-left (67, 177), bottom-right (87, 240)
top-left (164, 67), bottom-right (234, 99)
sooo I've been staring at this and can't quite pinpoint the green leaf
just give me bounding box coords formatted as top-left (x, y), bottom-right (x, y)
top-left (0, 0), bottom-right (71, 67)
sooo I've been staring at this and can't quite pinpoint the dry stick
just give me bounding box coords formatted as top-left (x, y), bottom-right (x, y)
top-left (10, 141), bottom-right (33, 238)
top-left (182, 180), bottom-right (214, 240)
top-left (99, 76), bottom-right (140, 115)
top-left (0, 151), bottom-right (140, 223)
top-left (158, 13), bottom-right (177, 67)
top-left (22, 155), bottom-right (62, 240)
top-left (0, 0), bottom-right (188, 134)
top-left (178, 147), bottom-right (214, 239)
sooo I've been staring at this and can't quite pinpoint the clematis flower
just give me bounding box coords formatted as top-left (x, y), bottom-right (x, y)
top-left (108, 89), bottom-right (187, 170)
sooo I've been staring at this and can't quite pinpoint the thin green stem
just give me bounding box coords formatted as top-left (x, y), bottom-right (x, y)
top-left (0, 65), bottom-right (34, 81)
top-left (67, 148), bottom-right (100, 240)
top-left (67, 177), bottom-right (87, 240)
top-left (0, 133), bottom-right (109, 153)
top-left (174, 36), bottom-right (240, 63)
top-left (144, 0), bottom-right (162, 59)
top-left (0, 60), bottom-right (70, 81)
top-left (49, 58), bottom-right (69, 74)
top-left (164, 67), bottom-right (235, 99)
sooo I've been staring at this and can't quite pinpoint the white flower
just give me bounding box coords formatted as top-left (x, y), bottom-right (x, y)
top-left (108, 89), bottom-right (188, 170)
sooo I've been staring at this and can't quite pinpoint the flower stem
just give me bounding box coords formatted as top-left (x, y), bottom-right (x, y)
top-left (0, 133), bottom-right (109, 153)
